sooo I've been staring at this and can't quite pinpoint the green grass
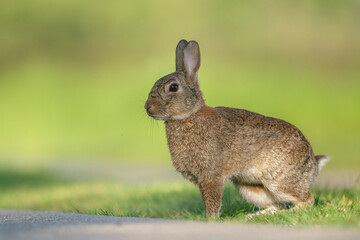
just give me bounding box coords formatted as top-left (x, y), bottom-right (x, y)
top-left (0, 168), bottom-right (359, 227)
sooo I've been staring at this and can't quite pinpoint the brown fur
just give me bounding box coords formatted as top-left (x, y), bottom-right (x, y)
top-left (145, 39), bottom-right (329, 217)
top-left (242, 184), bottom-right (263, 193)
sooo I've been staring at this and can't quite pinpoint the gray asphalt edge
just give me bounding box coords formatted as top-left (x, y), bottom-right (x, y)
top-left (1, 210), bottom-right (359, 240)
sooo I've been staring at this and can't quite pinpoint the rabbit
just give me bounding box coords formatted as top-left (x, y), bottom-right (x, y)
top-left (144, 39), bottom-right (329, 218)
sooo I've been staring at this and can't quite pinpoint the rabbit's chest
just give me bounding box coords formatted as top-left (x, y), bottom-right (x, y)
top-left (165, 120), bottom-right (220, 182)
top-left (168, 131), bottom-right (212, 172)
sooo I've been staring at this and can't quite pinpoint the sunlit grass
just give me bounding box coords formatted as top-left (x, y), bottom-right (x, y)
top-left (0, 168), bottom-right (359, 227)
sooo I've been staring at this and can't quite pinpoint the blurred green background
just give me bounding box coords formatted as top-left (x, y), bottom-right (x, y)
top-left (1, 0), bottom-right (359, 170)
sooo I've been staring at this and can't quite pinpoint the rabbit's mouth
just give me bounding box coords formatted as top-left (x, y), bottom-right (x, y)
top-left (147, 113), bottom-right (169, 121)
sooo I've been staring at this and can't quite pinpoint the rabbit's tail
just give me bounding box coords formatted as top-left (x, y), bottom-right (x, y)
top-left (315, 155), bottom-right (330, 172)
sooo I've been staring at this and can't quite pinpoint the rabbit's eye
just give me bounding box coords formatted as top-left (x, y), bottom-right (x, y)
top-left (169, 83), bottom-right (179, 92)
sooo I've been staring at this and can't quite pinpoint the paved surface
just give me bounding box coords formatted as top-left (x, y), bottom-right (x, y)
top-left (1, 210), bottom-right (359, 240)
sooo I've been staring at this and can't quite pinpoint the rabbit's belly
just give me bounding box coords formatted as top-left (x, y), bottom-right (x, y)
top-left (230, 167), bottom-right (262, 185)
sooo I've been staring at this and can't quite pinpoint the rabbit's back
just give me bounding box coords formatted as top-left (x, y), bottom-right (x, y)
top-left (215, 106), bottom-right (317, 188)
top-left (166, 105), bottom-right (317, 184)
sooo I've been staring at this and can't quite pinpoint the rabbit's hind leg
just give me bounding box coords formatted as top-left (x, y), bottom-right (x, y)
top-left (294, 193), bottom-right (314, 209)
top-left (264, 183), bottom-right (314, 210)
top-left (235, 183), bottom-right (277, 209)
top-left (234, 183), bottom-right (280, 219)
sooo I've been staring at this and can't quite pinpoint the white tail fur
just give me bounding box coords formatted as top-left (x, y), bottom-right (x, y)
top-left (315, 155), bottom-right (330, 172)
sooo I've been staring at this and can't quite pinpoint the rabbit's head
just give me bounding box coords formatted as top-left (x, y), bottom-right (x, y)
top-left (145, 40), bottom-right (204, 121)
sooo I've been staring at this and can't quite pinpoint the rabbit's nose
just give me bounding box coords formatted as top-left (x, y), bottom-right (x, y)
top-left (144, 103), bottom-right (153, 113)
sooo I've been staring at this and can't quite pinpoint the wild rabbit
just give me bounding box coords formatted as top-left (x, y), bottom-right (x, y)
top-left (145, 39), bottom-right (329, 218)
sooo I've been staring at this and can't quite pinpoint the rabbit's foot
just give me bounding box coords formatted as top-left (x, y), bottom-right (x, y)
top-left (245, 206), bottom-right (278, 220)
top-left (289, 193), bottom-right (314, 211)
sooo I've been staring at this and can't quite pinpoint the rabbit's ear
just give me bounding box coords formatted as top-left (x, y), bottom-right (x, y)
top-left (183, 40), bottom-right (201, 80)
top-left (176, 39), bottom-right (188, 72)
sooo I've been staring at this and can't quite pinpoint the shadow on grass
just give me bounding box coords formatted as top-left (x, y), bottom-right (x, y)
top-left (0, 167), bottom-right (67, 190)
top-left (1, 167), bottom-right (357, 221)
top-left (113, 184), bottom-right (360, 220)
top-left (85, 183), bottom-right (259, 220)
top-left (0, 168), bottom-right (276, 219)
